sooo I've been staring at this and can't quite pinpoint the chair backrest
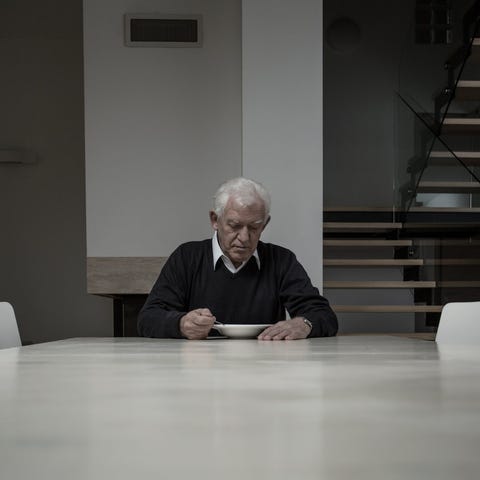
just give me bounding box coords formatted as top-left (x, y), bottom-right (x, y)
top-left (0, 302), bottom-right (22, 349)
top-left (436, 301), bottom-right (480, 345)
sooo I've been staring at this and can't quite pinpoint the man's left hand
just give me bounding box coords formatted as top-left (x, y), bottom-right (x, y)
top-left (257, 317), bottom-right (311, 341)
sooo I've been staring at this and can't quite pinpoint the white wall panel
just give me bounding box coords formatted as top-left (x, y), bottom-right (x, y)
top-left (242, 0), bottom-right (324, 289)
top-left (84, 0), bottom-right (242, 256)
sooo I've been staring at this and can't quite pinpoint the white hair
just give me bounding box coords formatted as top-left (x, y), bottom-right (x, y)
top-left (213, 177), bottom-right (271, 220)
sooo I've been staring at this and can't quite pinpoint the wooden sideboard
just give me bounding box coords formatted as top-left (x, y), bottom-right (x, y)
top-left (87, 257), bottom-right (167, 336)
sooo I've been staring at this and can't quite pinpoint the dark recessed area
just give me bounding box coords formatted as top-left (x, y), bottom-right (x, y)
top-left (129, 18), bottom-right (198, 43)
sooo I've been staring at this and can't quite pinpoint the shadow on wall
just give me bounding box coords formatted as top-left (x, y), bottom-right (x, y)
top-left (0, 0), bottom-right (111, 344)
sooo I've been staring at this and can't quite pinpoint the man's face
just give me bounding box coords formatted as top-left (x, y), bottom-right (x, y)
top-left (210, 197), bottom-right (269, 267)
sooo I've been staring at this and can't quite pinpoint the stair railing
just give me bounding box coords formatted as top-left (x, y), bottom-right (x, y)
top-left (398, 0), bottom-right (480, 213)
top-left (435, 0), bottom-right (480, 128)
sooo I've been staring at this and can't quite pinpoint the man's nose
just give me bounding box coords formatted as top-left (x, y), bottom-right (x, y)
top-left (238, 227), bottom-right (249, 242)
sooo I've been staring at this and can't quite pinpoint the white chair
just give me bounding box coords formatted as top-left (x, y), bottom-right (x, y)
top-left (436, 301), bottom-right (480, 345)
top-left (0, 302), bottom-right (22, 349)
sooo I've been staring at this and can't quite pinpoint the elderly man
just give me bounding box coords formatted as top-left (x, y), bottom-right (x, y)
top-left (138, 177), bottom-right (337, 340)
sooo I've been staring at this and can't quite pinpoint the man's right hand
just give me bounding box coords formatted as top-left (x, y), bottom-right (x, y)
top-left (180, 308), bottom-right (216, 340)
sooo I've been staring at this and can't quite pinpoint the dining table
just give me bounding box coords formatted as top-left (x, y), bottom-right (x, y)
top-left (1, 335), bottom-right (479, 480)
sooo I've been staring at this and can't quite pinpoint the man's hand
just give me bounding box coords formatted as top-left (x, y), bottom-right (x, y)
top-left (180, 308), bottom-right (216, 340)
top-left (257, 317), bottom-right (311, 341)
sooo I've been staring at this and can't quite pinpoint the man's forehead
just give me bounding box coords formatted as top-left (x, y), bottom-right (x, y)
top-left (225, 196), bottom-right (265, 211)
top-left (223, 201), bottom-right (266, 223)
top-left (227, 217), bottom-right (264, 225)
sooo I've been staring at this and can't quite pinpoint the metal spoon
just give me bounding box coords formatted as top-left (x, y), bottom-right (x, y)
top-left (212, 320), bottom-right (224, 330)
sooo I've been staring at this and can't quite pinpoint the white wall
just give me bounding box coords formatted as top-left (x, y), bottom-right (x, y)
top-left (85, 0), bottom-right (324, 288)
top-left (242, 0), bottom-right (324, 289)
top-left (84, 0), bottom-right (242, 257)
top-left (85, 0), bottom-right (325, 291)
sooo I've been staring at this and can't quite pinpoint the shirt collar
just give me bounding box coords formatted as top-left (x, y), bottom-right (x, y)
top-left (212, 231), bottom-right (260, 272)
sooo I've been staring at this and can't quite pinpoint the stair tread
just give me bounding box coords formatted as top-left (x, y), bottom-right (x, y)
top-left (324, 259), bottom-right (424, 266)
top-left (324, 281), bottom-right (436, 288)
top-left (430, 150), bottom-right (480, 158)
top-left (419, 180), bottom-right (480, 186)
top-left (415, 238), bottom-right (480, 245)
top-left (457, 80), bottom-right (480, 87)
top-left (456, 81), bottom-right (480, 100)
top-left (332, 305), bottom-right (443, 313)
top-left (324, 222), bottom-right (402, 229)
top-left (437, 281), bottom-right (480, 287)
top-left (429, 151), bottom-right (480, 165)
top-left (464, 40), bottom-right (480, 63)
top-left (403, 222), bottom-right (480, 228)
top-left (425, 258), bottom-right (480, 265)
top-left (442, 118), bottom-right (480, 132)
top-left (443, 118), bottom-right (480, 124)
top-left (324, 207), bottom-right (396, 212)
top-left (409, 206), bottom-right (480, 212)
top-left (324, 239), bottom-right (412, 246)
top-left (324, 206), bottom-right (480, 213)
top-left (417, 181), bottom-right (480, 193)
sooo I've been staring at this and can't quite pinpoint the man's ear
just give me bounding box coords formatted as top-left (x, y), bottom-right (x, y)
top-left (209, 211), bottom-right (219, 230)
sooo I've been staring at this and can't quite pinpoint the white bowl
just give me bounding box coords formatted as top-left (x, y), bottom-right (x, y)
top-left (212, 324), bottom-right (272, 339)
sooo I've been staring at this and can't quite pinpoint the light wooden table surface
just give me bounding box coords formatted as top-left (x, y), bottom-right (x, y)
top-left (1, 336), bottom-right (479, 480)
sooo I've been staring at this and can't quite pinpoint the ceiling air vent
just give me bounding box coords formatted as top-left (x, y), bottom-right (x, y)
top-left (124, 14), bottom-right (202, 47)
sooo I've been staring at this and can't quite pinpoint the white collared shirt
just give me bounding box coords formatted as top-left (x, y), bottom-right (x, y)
top-left (212, 231), bottom-right (260, 274)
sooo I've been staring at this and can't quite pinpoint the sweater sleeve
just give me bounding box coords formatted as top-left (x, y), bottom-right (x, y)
top-left (137, 246), bottom-right (189, 338)
top-left (277, 249), bottom-right (338, 338)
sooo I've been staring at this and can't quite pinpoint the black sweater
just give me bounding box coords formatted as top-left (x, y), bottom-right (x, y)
top-left (138, 239), bottom-right (338, 338)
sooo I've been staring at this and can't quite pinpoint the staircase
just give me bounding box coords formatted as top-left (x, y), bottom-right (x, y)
top-left (323, 211), bottom-right (480, 334)
top-left (401, 3), bottom-right (480, 211)
top-left (322, 2), bottom-right (480, 334)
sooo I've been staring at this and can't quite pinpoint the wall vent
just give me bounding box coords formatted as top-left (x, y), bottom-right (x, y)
top-left (124, 14), bottom-right (202, 47)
